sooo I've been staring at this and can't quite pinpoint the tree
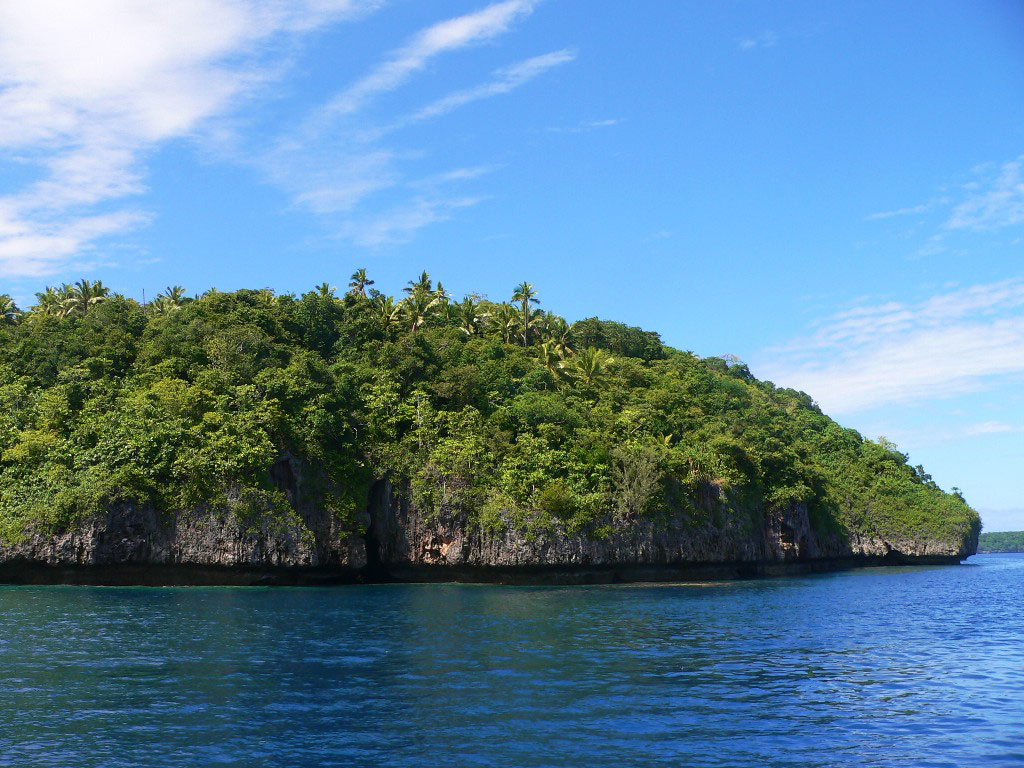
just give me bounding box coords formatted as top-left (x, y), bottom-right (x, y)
top-left (33, 285), bottom-right (72, 316)
top-left (539, 341), bottom-right (567, 385)
top-left (537, 313), bottom-right (571, 354)
top-left (65, 279), bottom-right (110, 317)
top-left (433, 281), bottom-right (451, 305)
top-left (372, 295), bottom-right (403, 333)
top-left (489, 302), bottom-right (521, 344)
top-left (404, 271), bottom-right (432, 298)
top-left (254, 289), bottom-right (278, 307)
top-left (348, 269), bottom-right (373, 298)
top-left (403, 292), bottom-right (439, 332)
top-left (0, 295), bottom-right (21, 325)
top-left (152, 285), bottom-right (191, 314)
top-left (565, 346), bottom-right (614, 388)
top-left (315, 282), bottom-right (337, 298)
top-left (511, 281), bottom-right (540, 346)
top-left (455, 297), bottom-right (486, 336)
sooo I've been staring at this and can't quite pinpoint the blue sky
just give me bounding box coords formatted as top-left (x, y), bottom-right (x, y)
top-left (0, 1), bottom-right (1022, 528)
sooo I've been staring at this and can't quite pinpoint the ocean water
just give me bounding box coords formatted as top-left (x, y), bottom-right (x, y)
top-left (0, 555), bottom-right (1022, 767)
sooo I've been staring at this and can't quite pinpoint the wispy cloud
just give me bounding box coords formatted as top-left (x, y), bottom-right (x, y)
top-left (865, 154), bottom-right (1024, 256)
top-left (738, 30), bottom-right (778, 51)
top-left (757, 278), bottom-right (1024, 414)
top-left (323, 0), bottom-right (537, 118)
top-left (262, 145), bottom-right (400, 215)
top-left (338, 195), bottom-right (485, 246)
top-left (261, 1), bottom-right (567, 246)
top-left (546, 117), bottom-right (622, 134)
top-left (855, 420), bottom-right (1023, 451)
top-left (964, 421), bottom-right (1022, 436)
top-left (865, 202), bottom-right (934, 221)
top-left (947, 155), bottom-right (1024, 231)
top-left (0, 0), bottom-right (565, 273)
top-left (0, 0), bottom-right (375, 277)
top-left (408, 49), bottom-right (574, 122)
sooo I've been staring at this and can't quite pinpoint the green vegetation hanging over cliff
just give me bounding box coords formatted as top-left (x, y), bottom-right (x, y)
top-left (0, 276), bottom-right (979, 550)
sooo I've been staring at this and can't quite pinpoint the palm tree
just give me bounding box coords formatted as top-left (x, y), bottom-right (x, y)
top-left (403, 292), bottom-right (439, 332)
top-left (33, 285), bottom-right (71, 316)
top-left (455, 297), bottom-right (486, 336)
top-left (0, 295), bottom-right (21, 325)
top-left (565, 347), bottom-right (614, 388)
top-left (511, 281), bottom-right (540, 346)
top-left (372, 295), bottom-right (403, 333)
top-left (315, 282), bottom-right (337, 298)
top-left (254, 289), bottom-right (277, 307)
top-left (489, 303), bottom-right (521, 344)
top-left (151, 297), bottom-right (178, 316)
top-left (64, 279), bottom-right (110, 317)
top-left (537, 313), bottom-right (572, 354)
top-left (539, 341), bottom-right (568, 385)
top-left (155, 285), bottom-right (190, 308)
top-left (433, 281), bottom-right (451, 305)
top-left (348, 269), bottom-right (373, 298)
top-left (404, 271), bottom-right (432, 298)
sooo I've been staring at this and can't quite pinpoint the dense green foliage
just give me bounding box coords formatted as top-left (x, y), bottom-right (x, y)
top-left (978, 531), bottom-right (1024, 553)
top-left (0, 276), bottom-right (979, 548)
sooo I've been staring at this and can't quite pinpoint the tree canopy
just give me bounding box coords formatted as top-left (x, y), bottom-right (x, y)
top-left (0, 273), bottom-right (979, 549)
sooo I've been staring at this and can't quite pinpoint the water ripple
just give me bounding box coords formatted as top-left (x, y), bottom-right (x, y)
top-left (0, 555), bottom-right (1022, 767)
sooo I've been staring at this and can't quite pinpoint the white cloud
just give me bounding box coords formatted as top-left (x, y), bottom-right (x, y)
top-left (757, 278), bottom-right (1024, 414)
top-left (738, 30), bottom-right (778, 51)
top-left (408, 49), bottom-right (574, 122)
top-left (409, 165), bottom-right (496, 188)
top-left (865, 155), bottom-right (1024, 254)
top-left (546, 117), bottom-right (622, 134)
top-left (0, 0), bottom-right (374, 278)
top-left (865, 203), bottom-right (931, 221)
top-left (339, 195), bottom-right (485, 246)
top-left (264, 2), bottom-right (562, 246)
top-left (0, 207), bottom-right (149, 278)
top-left (964, 421), bottom-right (1021, 436)
top-left (263, 145), bottom-right (400, 215)
top-left (324, 0), bottom-right (537, 118)
top-left (947, 155), bottom-right (1024, 230)
top-left (0, 0), bottom-right (566, 271)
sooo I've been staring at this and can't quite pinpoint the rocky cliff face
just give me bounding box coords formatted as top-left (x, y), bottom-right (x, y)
top-left (0, 476), bottom-right (976, 585)
top-left (367, 479), bottom-right (975, 580)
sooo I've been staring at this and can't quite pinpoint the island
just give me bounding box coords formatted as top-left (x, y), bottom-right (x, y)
top-left (977, 532), bottom-right (1024, 553)
top-left (0, 275), bottom-right (980, 585)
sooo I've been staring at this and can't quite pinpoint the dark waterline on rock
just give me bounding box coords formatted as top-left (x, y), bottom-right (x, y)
top-left (0, 554), bottom-right (1021, 767)
top-left (0, 553), bottom-right (966, 587)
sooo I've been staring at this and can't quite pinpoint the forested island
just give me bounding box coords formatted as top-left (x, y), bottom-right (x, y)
top-left (0, 275), bottom-right (979, 584)
top-left (978, 532), bottom-right (1024, 553)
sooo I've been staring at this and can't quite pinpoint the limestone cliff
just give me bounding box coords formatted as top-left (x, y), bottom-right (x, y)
top-left (0, 475), bottom-right (977, 585)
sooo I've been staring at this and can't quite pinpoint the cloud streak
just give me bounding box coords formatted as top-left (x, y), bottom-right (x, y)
top-left (865, 155), bottom-right (1024, 257)
top-left (263, 2), bottom-right (567, 246)
top-left (947, 155), bottom-right (1024, 231)
top-left (738, 30), bottom-right (778, 51)
top-left (757, 278), bottom-right (1024, 414)
top-left (408, 49), bottom-right (575, 122)
top-left (324, 0), bottom-right (536, 117)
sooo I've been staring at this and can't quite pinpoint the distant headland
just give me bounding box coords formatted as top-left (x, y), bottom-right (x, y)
top-left (978, 532), bottom-right (1024, 554)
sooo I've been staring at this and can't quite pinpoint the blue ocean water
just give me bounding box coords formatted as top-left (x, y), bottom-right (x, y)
top-left (0, 555), bottom-right (1022, 767)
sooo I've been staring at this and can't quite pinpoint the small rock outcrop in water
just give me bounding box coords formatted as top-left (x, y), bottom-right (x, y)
top-left (0, 282), bottom-right (980, 584)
